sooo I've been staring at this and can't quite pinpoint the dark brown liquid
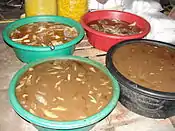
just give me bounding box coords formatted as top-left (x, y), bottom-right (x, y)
top-left (112, 43), bottom-right (175, 92)
top-left (10, 22), bottom-right (78, 47)
top-left (88, 19), bottom-right (142, 35)
top-left (16, 60), bottom-right (113, 121)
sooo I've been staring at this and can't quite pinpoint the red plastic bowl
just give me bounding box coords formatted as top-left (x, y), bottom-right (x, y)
top-left (80, 10), bottom-right (151, 52)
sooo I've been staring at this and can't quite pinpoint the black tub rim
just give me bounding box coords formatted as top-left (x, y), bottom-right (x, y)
top-left (106, 39), bottom-right (175, 100)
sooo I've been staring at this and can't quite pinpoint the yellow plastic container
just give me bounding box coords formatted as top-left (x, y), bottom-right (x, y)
top-left (57, 0), bottom-right (88, 22)
top-left (25, 0), bottom-right (57, 17)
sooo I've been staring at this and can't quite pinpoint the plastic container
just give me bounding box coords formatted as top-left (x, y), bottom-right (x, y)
top-left (8, 56), bottom-right (120, 131)
top-left (106, 39), bottom-right (175, 119)
top-left (2, 15), bottom-right (85, 63)
top-left (57, 0), bottom-right (88, 22)
top-left (81, 10), bottom-right (151, 52)
top-left (25, 0), bottom-right (57, 16)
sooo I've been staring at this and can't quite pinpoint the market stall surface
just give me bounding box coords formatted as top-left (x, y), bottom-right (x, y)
top-left (0, 33), bottom-right (174, 131)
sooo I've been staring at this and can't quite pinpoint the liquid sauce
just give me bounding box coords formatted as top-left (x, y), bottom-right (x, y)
top-left (113, 43), bottom-right (175, 92)
top-left (16, 60), bottom-right (113, 121)
top-left (88, 19), bottom-right (142, 36)
top-left (10, 22), bottom-right (78, 47)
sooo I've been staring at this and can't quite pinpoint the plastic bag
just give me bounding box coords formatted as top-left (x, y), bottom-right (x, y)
top-left (124, 0), bottom-right (175, 45)
top-left (88, 0), bottom-right (123, 10)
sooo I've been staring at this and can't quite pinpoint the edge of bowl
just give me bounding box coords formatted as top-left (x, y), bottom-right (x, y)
top-left (106, 39), bottom-right (175, 100)
top-left (2, 15), bottom-right (85, 51)
top-left (8, 56), bottom-right (120, 129)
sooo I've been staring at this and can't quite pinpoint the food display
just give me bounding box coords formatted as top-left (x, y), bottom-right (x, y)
top-left (112, 42), bottom-right (175, 92)
top-left (16, 59), bottom-right (113, 121)
top-left (2, 0), bottom-right (175, 129)
top-left (10, 22), bottom-right (78, 47)
top-left (88, 19), bottom-right (142, 36)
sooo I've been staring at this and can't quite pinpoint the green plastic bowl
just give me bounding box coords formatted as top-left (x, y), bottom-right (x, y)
top-left (8, 56), bottom-right (120, 131)
top-left (2, 16), bottom-right (85, 63)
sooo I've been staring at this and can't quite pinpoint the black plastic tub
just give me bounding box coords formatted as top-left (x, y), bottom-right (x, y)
top-left (106, 39), bottom-right (175, 119)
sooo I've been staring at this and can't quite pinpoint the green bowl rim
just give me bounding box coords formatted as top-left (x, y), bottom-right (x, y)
top-left (8, 56), bottom-right (120, 129)
top-left (2, 15), bottom-right (85, 51)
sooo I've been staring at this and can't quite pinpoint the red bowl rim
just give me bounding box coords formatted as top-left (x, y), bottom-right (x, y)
top-left (80, 10), bottom-right (151, 39)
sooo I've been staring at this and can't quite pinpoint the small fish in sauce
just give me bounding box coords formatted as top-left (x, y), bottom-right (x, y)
top-left (88, 19), bottom-right (142, 35)
top-left (10, 22), bottom-right (78, 47)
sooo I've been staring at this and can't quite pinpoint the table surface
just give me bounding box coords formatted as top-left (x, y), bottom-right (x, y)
top-left (0, 33), bottom-right (174, 131)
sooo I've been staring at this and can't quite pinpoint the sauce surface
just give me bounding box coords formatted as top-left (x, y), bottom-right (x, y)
top-left (112, 43), bottom-right (175, 92)
top-left (10, 22), bottom-right (78, 47)
top-left (88, 19), bottom-right (142, 36)
top-left (16, 60), bottom-right (113, 121)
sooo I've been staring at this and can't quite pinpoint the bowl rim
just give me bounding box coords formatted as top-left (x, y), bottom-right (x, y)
top-left (106, 39), bottom-right (175, 100)
top-left (80, 10), bottom-right (151, 39)
top-left (2, 15), bottom-right (85, 51)
top-left (8, 56), bottom-right (120, 129)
